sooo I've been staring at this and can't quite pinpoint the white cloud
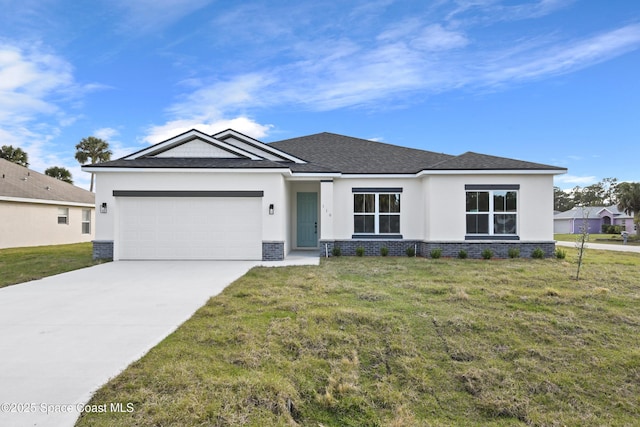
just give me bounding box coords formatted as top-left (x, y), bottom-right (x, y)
top-left (555, 174), bottom-right (598, 186)
top-left (411, 24), bottom-right (469, 51)
top-left (0, 42), bottom-right (73, 123)
top-left (144, 117), bottom-right (272, 145)
top-left (0, 41), bottom-right (101, 189)
top-left (145, 73), bottom-right (275, 144)
top-left (148, 4), bottom-right (640, 142)
top-left (113, 0), bottom-right (213, 34)
top-left (479, 24), bottom-right (640, 85)
top-left (93, 127), bottom-right (120, 141)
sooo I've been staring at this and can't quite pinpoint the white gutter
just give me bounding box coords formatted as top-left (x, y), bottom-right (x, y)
top-left (0, 196), bottom-right (95, 208)
top-left (82, 167), bottom-right (289, 174)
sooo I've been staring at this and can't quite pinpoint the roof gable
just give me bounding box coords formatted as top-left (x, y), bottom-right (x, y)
top-left (213, 129), bottom-right (306, 163)
top-left (0, 158), bottom-right (95, 205)
top-left (153, 138), bottom-right (242, 158)
top-left (125, 129), bottom-right (259, 160)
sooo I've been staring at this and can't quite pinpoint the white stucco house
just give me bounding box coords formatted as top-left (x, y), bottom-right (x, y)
top-left (0, 158), bottom-right (95, 249)
top-left (83, 129), bottom-right (567, 260)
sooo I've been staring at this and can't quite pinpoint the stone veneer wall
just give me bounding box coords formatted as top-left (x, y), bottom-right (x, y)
top-left (320, 240), bottom-right (422, 257)
top-left (420, 241), bottom-right (556, 258)
top-left (262, 241), bottom-right (285, 261)
top-left (92, 240), bottom-right (114, 260)
top-left (320, 240), bottom-right (556, 259)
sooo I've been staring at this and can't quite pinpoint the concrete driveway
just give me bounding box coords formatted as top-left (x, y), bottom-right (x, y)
top-left (0, 259), bottom-right (311, 427)
top-left (556, 240), bottom-right (640, 253)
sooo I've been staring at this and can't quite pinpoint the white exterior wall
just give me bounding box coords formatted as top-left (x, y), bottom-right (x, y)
top-left (0, 201), bottom-right (94, 249)
top-left (94, 171), bottom-right (287, 244)
top-left (426, 174), bottom-right (555, 241)
top-left (331, 177), bottom-right (424, 239)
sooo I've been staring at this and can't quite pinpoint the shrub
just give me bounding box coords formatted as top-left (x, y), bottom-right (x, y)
top-left (481, 249), bottom-right (493, 260)
top-left (380, 247), bottom-right (389, 257)
top-left (356, 247), bottom-right (365, 257)
top-left (531, 247), bottom-right (545, 259)
top-left (331, 247), bottom-right (341, 257)
top-left (430, 248), bottom-right (442, 259)
top-left (507, 248), bottom-right (520, 259)
top-left (601, 224), bottom-right (622, 234)
top-left (458, 249), bottom-right (468, 259)
top-left (405, 247), bottom-right (416, 257)
top-left (555, 248), bottom-right (567, 259)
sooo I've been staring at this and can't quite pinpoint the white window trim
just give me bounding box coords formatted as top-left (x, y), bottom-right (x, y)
top-left (57, 207), bottom-right (69, 225)
top-left (466, 190), bottom-right (518, 236)
top-left (81, 209), bottom-right (91, 234)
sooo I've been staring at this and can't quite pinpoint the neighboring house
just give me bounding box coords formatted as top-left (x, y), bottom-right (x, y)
top-left (83, 129), bottom-right (567, 261)
top-left (0, 158), bottom-right (95, 249)
top-left (554, 206), bottom-right (636, 235)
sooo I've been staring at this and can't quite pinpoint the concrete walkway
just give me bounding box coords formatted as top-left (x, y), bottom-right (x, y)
top-left (556, 240), bottom-right (640, 253)
top-left (0, 256), bottom-right (318, 427)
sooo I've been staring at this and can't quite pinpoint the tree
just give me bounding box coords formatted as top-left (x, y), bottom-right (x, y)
top-left (554, 187), bottom-right (574, 211)
top-left (616, 182), bottom-right (640, 235)
top-left (562, 177), bottom-right (619, 209)
top-left (45, 166), bottom-right (73, 184)
top-left (575, 207), bottom-right (590, 280)
top-left (600, 177), bottom-right (618, 206)
top-left (75, 137), bottom-right (112, 192)
top-left (0, 145), bottom-right (29, 167)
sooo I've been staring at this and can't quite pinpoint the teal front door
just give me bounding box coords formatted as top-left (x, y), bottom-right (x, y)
top-left (297, 192), bottom-right (318, 247)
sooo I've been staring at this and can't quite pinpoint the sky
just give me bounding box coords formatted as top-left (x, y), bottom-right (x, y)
top-left (0, 0), bottom-right (639, 191)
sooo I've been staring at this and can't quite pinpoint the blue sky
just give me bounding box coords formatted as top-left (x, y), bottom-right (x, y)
top-left (1, 0), bottom-right (638, 190)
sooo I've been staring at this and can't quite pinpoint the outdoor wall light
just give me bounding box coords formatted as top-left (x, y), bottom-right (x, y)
top-left (269, 204), bottom-right (274, 215)
top-left (100, 202), bottom-right (108, 213)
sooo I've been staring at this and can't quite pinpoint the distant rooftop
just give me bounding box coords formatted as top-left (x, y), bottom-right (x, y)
top-left (0, 158), bottom-right (95, 205)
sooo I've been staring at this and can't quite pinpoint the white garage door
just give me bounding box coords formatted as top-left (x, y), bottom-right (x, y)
top-left (118, 197), bottom-right (262, 260)
top-left (553, 219), bottom-right (571, 234)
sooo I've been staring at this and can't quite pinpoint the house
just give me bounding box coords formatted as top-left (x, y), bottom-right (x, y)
top-left (83, 129), bottom-right (567, 261)
top-left (0, 158), bottom-right (95, 249)
top-left (553, 206), bottom-right (636, 235)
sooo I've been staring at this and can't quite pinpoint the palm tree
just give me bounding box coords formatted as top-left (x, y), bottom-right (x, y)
top-left (45, 166), bottom-right (73, 184)
top-left (0, 145), bottom-right (29, 167)
top-left (75, 137), bottom-right (112, 192)
top-left (616, 182), bottom-right (640, 236)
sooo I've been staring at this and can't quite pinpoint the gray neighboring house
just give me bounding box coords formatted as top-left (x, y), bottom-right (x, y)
top-left (0, 158), bottom-right (95, 249)
top-left (553, 205), bottom-right (636, 235)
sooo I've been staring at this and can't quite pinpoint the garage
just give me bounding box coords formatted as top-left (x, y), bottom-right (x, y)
top-left (116, 191), bottom-right (263, 260)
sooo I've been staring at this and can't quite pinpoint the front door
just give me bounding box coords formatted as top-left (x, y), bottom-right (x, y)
top-left (297, 192), bottom-right (318, 247)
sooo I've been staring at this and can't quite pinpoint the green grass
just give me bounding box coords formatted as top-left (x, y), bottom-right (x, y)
top-left (0, 242), bottom-right (104, 288)
top-left (77, 249), bottom-right (640, 426)
top-left (555, 233), bottom-right (639, 245)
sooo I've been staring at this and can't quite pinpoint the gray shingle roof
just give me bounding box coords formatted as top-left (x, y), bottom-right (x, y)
top-left (429, 151), bottom-right (566, 170)
top-left (89, 130), bottom-right (566, 174)
top-left (0, 158), bottom-right (95, 204)
top-left (269, 132), bottom-right (454, 174)
top-left (554, 206), bottom-right (632, 219)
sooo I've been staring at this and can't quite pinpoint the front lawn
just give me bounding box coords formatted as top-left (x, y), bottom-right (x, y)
top-left (0, 242), bottom-right (103, 288)
top-left (77, 249), bottom-right (640, 426)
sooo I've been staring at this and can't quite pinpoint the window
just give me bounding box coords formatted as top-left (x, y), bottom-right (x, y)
top-left (57, 207), bottom-right (69, 225)
top-left (82, 209), bottom-right (91, 234)
top-left (354, 191), bottom-right (401, 235)
top-left (466, 188), bottom-right (517, 236)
